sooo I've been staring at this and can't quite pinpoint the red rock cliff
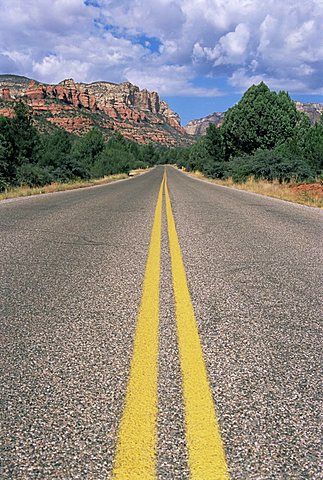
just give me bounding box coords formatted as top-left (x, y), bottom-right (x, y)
top-left (0, 75), bottom-right (188, 145)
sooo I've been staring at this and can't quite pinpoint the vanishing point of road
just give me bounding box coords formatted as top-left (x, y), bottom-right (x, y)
top-left (1, 166), bottom-right (322, 479)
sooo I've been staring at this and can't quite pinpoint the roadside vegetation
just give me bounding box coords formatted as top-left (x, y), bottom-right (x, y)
top-left (163, 82), bottom-right (323, 207)
top-left (0, 82), bottom-right (322, 206)
top-left (186, 171), bottom-right (323, 208)
top-left (0, 174), bottom-right (129, 201)
top-left (0, 102), bottom-right (162, 193)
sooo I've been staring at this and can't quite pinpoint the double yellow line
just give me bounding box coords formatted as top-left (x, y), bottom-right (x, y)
top-left (113, 169), bottom-right (228, 479)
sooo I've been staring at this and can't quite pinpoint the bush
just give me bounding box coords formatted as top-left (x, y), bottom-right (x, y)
top-left (10, 102), bottom-right (40, 165)
top-left (71, 128), bottom-right (104, 169)
top-left (229, 150), bottom-right (315, 183)
top-left (16, 164), bottom-right (53, 187)
top-left (91, 147), bottom-right (134, 177)
top-left (39, 129), bottom-right (73, 168)
top-left (51, 158), bottom-right (90, 183)
top-left (131, 160), bottom-right (149, 170)
top-left (203, 161), bottom-right (229, 179)
top-left (0, 135), bottom-right (11, 190)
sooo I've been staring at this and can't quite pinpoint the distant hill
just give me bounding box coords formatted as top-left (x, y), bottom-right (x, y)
top-left (0, 75), bottom-right (191, 146)
top-left (294, 102), bottom-right (323, 124)
top-left (184, 112), bottom-right (225, 136)
top-left (184, 102), bottom-right (323, 136)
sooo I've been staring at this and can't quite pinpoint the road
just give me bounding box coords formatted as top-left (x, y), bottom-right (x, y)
top-left (0, 166), bottom-right (322, 479)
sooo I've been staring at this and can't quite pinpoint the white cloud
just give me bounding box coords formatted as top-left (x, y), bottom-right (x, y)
top-left (193, 23), bottom-right (250, 65)
top-left (0, 0), bottom-right (149, 84)
top-left (0, 0), bottom-right (322, 96)
top-left (229, 68), bottom-right (308, 93)
top-left (124, 64), bottom-right (221, 97)
top-left (32, 56), bottom-right (90, 83)
top-left (99, 0), bottom-right (186, 39)
top-left (99, 0), bottom-right (323, 94)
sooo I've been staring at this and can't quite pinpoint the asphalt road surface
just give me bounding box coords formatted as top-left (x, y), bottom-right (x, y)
top-left (1, 166), bottom-right (322, 479)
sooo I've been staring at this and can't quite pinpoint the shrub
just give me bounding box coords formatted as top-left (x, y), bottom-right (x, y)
top-left (51, 158), bottom-right (90, 183)
top-left (16, 164), bottom-right (53, 187)
top-left (91, 147), bottom-right (134, 177)
top-left (229, 150), bottom-right (315, 183)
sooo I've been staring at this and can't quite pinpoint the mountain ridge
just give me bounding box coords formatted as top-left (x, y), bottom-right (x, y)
top-left (0, 74), bottom-right (190, 146)
top-left (1, 74), bottom-right (322, 143)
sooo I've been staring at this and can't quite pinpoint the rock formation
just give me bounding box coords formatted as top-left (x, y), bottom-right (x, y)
top-left (0, 75), bottom-right (188, 145)
top-left (184, 112), bottom-right (225, 136)
top-left (294, 102), bottom-right (323, 124)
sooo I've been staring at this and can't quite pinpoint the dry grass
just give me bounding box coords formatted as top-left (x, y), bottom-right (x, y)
top-left (0, 173), bottom-right (128, 201)
top-left (186, 171), bottom-right (323, 208)
top-left (128, 168), bottom-right (148, 176)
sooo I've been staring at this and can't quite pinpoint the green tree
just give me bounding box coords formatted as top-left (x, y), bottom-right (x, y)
top-left (139, 143), bottom-right (159, 166)
top-left (71, 127), bottom-right (104, 169)
top-left (187, 137), bottom-right (210, 172)
top-left (38, 128), bottom-right (90, 183)
top-left (0, 133), bottom-right (10, 190)
top-left (222, 82), bottom-right (303, 159)
top-left (187, 123), bottom-right (225, 177)
top-left (298, 123), bottom-right (323, 174)
top-left (276, 119), bottom-right (323, 175)
top-left (108, 131), bottom-right (127, 149)
top-left (176, 147), bottom-right (190, 169)
top-left (39, 129), bottom-right (73, 168)
top-left (0, 104), bottom-right (40, 187)
top-left (10, 102), bottom-right (40, 165)
top-left (204, 124), bottom-right (223, 162)
top-left (92, 145), bottom-right (134, 176)
top-left (0, 121), bottom-right (15, 188)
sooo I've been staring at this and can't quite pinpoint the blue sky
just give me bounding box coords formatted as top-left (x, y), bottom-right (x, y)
top-left (0, 0), bottom-right (322, 125)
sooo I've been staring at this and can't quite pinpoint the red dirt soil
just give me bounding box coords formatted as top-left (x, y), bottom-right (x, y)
top-left (290, 183), bottom-right (323, 197)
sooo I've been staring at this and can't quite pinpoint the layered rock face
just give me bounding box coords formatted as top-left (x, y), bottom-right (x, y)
top-left (185, 103), bottom-right (323, 136)
top-left (294, 102), bottom-right (323, 124)
top-left (0, 75), bottom-right (188, 145)
top-left (184, 112), bottom-right (225, 135)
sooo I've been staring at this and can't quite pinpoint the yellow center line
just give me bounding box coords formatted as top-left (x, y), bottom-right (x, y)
top-left (113, 169), bottom-right (229, 479)
top-left (112, 174), bottom-right (165, 479)
top-left (164, 169), bottom-right (229, 480)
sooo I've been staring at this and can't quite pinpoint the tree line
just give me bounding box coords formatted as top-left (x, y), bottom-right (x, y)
top-left (0, 102), bottom-right (165, 191)
top-left (1, 82), bottom-right (322, 191)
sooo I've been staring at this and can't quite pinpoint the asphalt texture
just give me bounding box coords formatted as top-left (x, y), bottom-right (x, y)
top-left (1, 166), bottom-right (322, 479)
